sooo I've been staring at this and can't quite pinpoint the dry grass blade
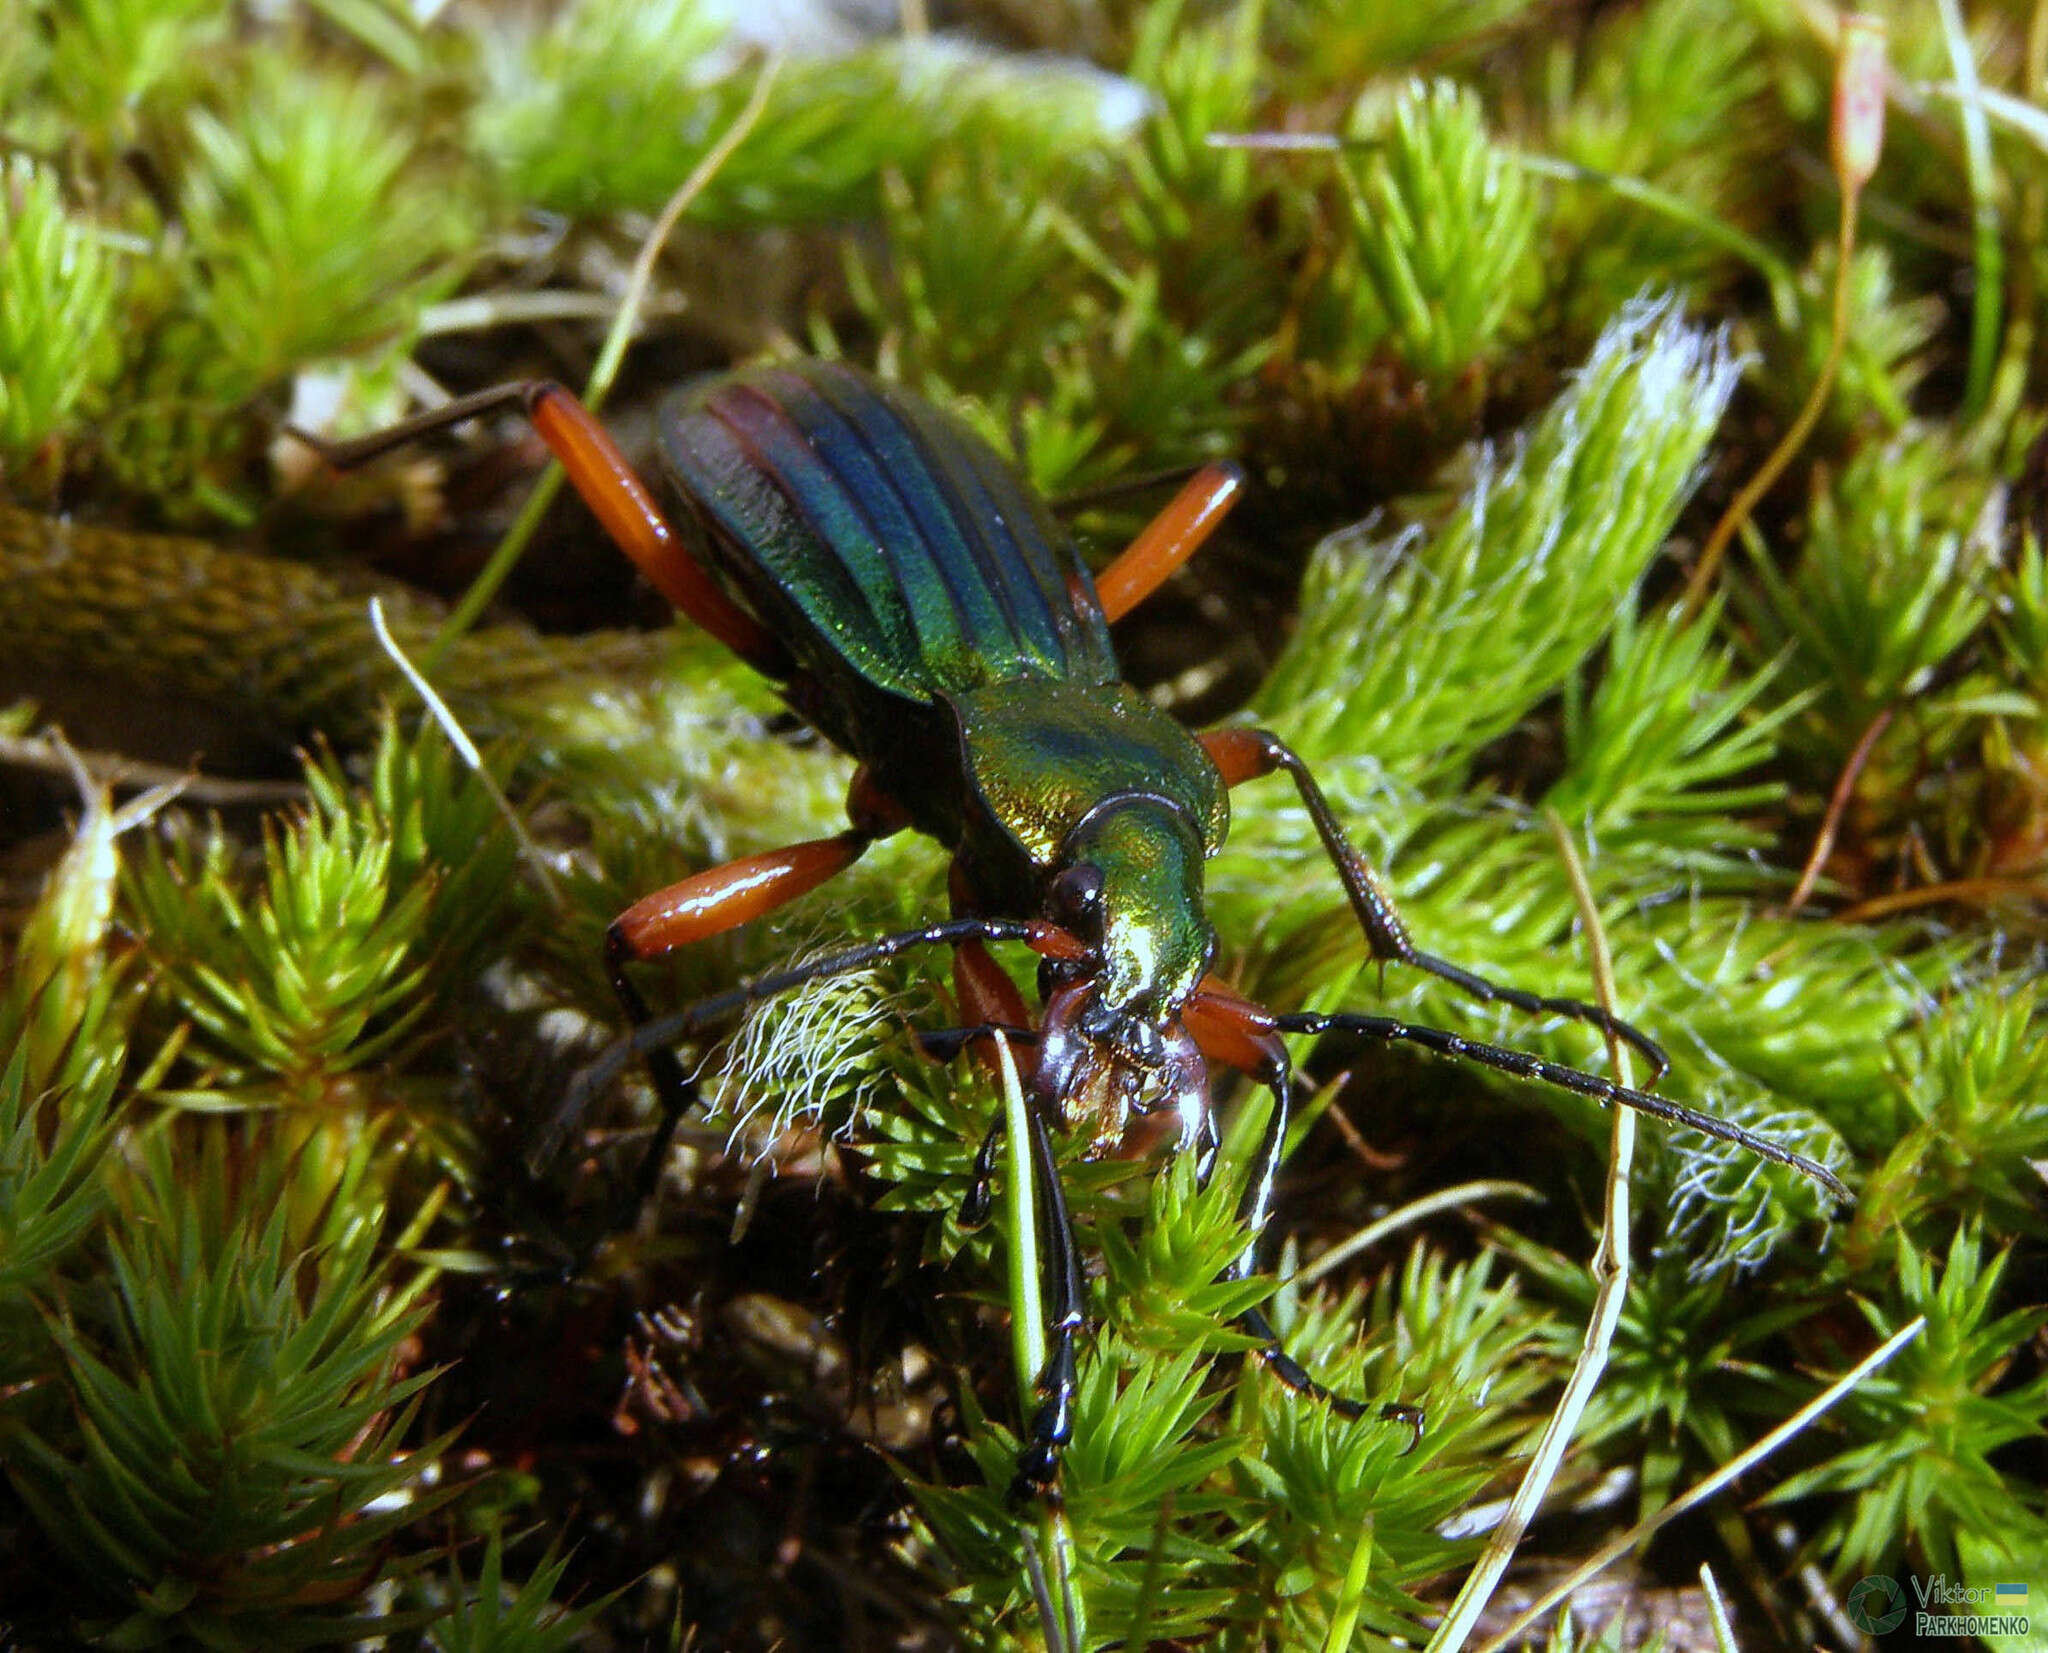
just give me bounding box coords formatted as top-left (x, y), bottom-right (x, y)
top-left (368, 595), bottom-right (561, 910)
top-left (1426, 811), bottom-right (1637, 1653)
top-left (1473, 1318), bottom-right (1927, 1651)
top-left (1292, 1180), bottom-right (1541, 1289)
top-left (425, 56), bottom-right (782, 659)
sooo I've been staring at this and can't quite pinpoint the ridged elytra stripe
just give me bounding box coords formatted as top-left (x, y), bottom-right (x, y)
top-left (703, 378), bottom-right (918, 679)
top-left (658, 361), bottom-right (1118, 702)
top-left (874, 377), bottom-right (1096, 679)
top-left (774, 369), bottom-right (1006, 684)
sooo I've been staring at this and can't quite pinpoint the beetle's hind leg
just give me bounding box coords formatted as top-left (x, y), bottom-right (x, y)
top-left (289, 380), bottom-right (791, 676)
top-left (1200, 727), bottom-right (1669, 1082)
top-left (1090, 462), bottom-right (1246, 623)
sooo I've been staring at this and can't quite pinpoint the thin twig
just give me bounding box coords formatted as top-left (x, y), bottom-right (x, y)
top-left (0, 731), bottom-right (305, 807)
top-left (1774, 1519), bottom-right (1863, 1650)
top-left (1293, 1180), bottom-right (1541, 1289)
top-left (1319, 1093), bottom-right (1406, 1171)
top-left (40, 730), bottom-right (191, 840)
top-left (587, 58), bottom-right (782, 404)
top-left (1785, 705), bottom-right (1894, 913)
top-left (368, 597), bottom-right (563, 910)
top-left (420, 289), bottom-right (688, 338)
top-left (1685, 17), bottom-right (1887, 614)
top-left (1834, 875), bottom-right (2045, 923)
top-left (1682, 185), bottom-right (1856, 615)
top-left (1699, 1564), bottom-right (1740, 1653)
top-left (1207, 130), bottom-right (1351, 152)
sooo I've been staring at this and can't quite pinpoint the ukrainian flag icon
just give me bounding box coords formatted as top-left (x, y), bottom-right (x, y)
top-left (1995, 1583), bottom-right (2027, 1602)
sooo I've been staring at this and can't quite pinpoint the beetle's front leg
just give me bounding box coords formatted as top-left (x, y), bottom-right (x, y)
top-left (1182, 976), bottom-right (1294, 1278)
top-left (589, 767), bottom-right (913, 1205)
top-left (1199, 727), bottom-right (1670, 1082)
top-left (1183, 981), bottom-right (1427, 1450)
top-left (603, 827), bottom-right (878, 1205)
top-left (940, 857), bottom-right (1057, 1232)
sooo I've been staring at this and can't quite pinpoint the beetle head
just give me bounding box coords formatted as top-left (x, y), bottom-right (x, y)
top-left (1033, 797), bottom-right (1214, 1152)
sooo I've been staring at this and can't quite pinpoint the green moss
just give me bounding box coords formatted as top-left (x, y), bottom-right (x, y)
top-left (0, 159), bottom-right (121, 482)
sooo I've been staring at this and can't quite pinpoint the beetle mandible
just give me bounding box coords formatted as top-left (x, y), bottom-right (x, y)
top-left (300, 359), bottom-right (1847, 1502)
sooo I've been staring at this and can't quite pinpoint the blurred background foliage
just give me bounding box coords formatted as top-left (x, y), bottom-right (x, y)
top-left (2, 0), bottom-right (2045, 1647)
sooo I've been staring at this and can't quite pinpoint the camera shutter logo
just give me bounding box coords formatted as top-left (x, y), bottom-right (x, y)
top-left (1848, 1576), bottom-right (1908, 1635)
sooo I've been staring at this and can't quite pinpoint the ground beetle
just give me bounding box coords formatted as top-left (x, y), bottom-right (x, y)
top-left (301, 360), bottom-right (1848, 1502)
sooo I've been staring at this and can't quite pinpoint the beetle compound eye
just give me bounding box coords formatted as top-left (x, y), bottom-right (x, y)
top-left (1049, 863), bottom-right (1105, 938)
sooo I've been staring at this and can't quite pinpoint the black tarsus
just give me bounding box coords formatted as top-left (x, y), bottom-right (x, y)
top-left (605, 963), bottom-right (699, 1210)
top-left (1239, 1301), bottom-right (1425, 1450)
top-left (960, 1115), bottom-right (1005, 1229)
top-left (287, 380), bottom-right (557, 465)
top-left (1224, 1051), bottom-right (1427, 1451)
top-left (1268, 1007), bottom-right (1850, 1202)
